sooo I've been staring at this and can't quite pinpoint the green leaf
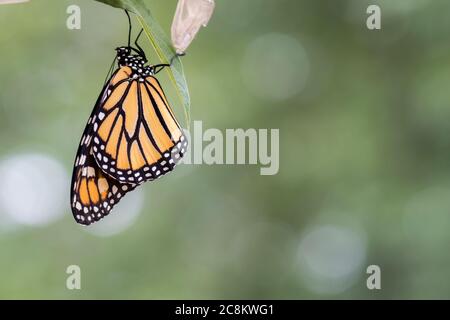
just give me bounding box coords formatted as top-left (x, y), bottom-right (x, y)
top-left (94, 0), bottom-right (190, 128)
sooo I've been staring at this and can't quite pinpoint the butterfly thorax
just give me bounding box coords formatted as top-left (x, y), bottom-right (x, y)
top-left (116, 47), bottom-right (155, 79)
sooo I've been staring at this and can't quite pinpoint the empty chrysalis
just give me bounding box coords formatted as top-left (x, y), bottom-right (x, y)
top-left (0, 0), bottom-right (30, 4)
top-left (171, 0), bottom-right (215, 54)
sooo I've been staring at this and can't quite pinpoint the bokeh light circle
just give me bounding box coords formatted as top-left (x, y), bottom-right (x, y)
top-left (86, 187), bottom-right (144, 237)
top-left (0, 153), bottom-right (67, 226)
top-left (241, 33), bottom-right (310, 101)
top-left (297, 225), bottom-right (367, 294)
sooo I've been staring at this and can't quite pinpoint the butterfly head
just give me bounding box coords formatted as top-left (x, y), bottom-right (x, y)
top-left (116, 46), bottom-right (131, 65)
top-left (116, 46), bottom-right (130, 55)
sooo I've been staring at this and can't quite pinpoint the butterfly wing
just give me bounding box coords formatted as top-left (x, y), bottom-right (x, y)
top-left (71, 150), bottom-right (136, 225)
top-left (70, 67), bottom-right (136, 225)
top-left (91, 72), bottom-right (187, 184)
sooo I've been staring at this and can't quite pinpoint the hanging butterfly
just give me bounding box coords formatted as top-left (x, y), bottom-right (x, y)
top-left (71, 11), bottom-right (187, 225)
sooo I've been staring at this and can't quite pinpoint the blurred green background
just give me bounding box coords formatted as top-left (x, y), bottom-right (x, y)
top-left (0, 0), bottom-right (449, 299)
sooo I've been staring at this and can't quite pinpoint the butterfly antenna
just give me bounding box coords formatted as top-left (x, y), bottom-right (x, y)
top-left (125, 10), bottom-right (132, 48)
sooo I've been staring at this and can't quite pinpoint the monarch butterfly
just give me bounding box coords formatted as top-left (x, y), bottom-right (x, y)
top-left (71, 11), bottom-right (187, 225)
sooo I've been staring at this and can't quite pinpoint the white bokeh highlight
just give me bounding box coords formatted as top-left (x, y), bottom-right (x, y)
top-left (86, 187), bottom-right (144, 237)
top-left (296, 225), bottom-right (367, 294)
top-left (241, 33), bottom-right (310, 101)
top-left (0, 153), bottom-right (67, 227)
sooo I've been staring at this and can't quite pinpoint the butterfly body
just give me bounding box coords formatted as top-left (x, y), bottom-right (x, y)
top-left (70, 45), bottom-right (187, 225)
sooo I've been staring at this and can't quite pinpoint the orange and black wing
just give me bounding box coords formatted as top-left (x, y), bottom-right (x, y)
top-left (71, 148), bottom-right (136, 225)
top-left (70, 69), bottom-right (136, 225)
top-left (91, 68), bottom-right (187, 184)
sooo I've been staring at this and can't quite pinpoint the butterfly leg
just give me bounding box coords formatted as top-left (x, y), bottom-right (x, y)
top-left (134, 28), bottom-right (147, 60)
top-left (152, 53), bottom-right (186, 74)
top-left (152, 63), bottom-right (171, 74)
